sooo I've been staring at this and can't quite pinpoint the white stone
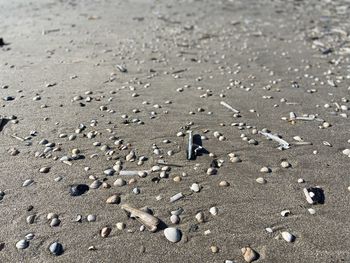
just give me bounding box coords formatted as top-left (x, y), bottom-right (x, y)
top-left (164, 227), bottom-right (182, 243)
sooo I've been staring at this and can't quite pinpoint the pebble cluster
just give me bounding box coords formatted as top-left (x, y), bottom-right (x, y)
top-left (1, 0), bottom-right (350, 262)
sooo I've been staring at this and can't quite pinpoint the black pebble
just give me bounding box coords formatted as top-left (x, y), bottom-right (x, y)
top-left (69, 184), bottom-right (89, 196)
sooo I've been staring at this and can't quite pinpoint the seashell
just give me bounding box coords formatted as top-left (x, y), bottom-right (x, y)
top-left (171, 208), bottom-right (184, 216)
top-left (116, 64), bottom-right (127, 72)
top-left (260, 166), bottom-right (271, 173)
top-left (22, 179), bottom-right (34, 187)
top-left (26, 215), bottom-right (36, 224)
top-left (170, 192), bottom-right (184, 203)
top-left (75, 214), bottom-right (82, 222)
top-left (281, 231), bottom-right (295, 242)
top-left (69, 184), bottom-right (89, 196)
top-left (25, 233), bottom-right (35, 240)
top-left (241, 246), bottom-right (259, 262)
top-left (256, 177), bottom-right (266, 184)
top-left (170, 214), bottom-right (180, 224)
top-left (106, 194), bottom-right (121, 204)
top-left (281, 210), bottom-right (290, 217)
top-left (101, 227), bottom-right (112, 238)
top-left (90, 180), bottom-right (102, 189)
top-left (16, 239), bottom-right (29, 249)
top-left (49, 242), bottom-right (64, 255)
top-left (164, 227), bottom-right (182, 243)
top-left (219, 181), bottom-right (229, 187)
top-left (195, 212), bottom-right (205, 223)
top-left (121, 204), bottom-right (160, 232)
top-left (50, 218), bottom-right (61, 227)
top-left (126, 150), bottom-right (136, 162)
top-left (209, 207), bottom-right (218, 216)
top-left (190, 183), bottom-right (200, 192)
top-left (39, 167), bottom-right (50, 173)
top-left (47, 213), bottom-right (58, 220)
top-left (87, 214), bottom-right (96, 222)
top-left (116, 222), bottom-right (125, 230)
top-left (103, 169), bottom-right (115, 176)
top-left (114, 178), bottom-right (126, 187)
top-left (206, 167), bottom-right (217, 175)
top-left (280, 161), bottom-right (291, 168)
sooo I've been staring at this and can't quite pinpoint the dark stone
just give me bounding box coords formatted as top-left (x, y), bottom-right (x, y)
top-left (69, 184), bottom-right (89, 196)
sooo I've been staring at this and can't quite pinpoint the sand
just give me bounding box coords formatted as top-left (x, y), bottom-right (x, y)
top-left (0, 0), bottom-right (350, 262)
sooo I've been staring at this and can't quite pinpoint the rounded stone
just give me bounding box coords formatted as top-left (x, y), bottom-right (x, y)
top-left (164, 227), bottom-right (182, 243)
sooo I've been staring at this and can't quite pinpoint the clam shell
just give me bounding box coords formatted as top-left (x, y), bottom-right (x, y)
top-left (281, 231), bottom-right (295, 242)
top-left (49, 242), bottom-right (64, 255)
top-left (101, 227), bottom-right (111, 238)
top-left (164, 227), bottom-right (182, 243)
top-left (16, 239), bottom-right (29, 249)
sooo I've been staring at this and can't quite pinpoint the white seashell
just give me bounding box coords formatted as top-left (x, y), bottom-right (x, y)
top-left (164, 227), bottom-right (182, 243)
top-left (22, 179), bottom-right (34, 187)
top-left (308, 208), bottom-right (316, 215)
top-left (26, 215), bottom-right (36, 224)
top-left (206, 167), bottom-right (217, 175)
top-left (50, 218), bottom-right (61, 227)
top-left (281, 231), bottom-right (295, 242)
top-left (281, 161), bottom-right (291, 168)
top-left (87, 214), bottom-right (96, 222)
top-left (25, 233), bottom-right (35, 240)
top-left (16, 239), bottom-right (29, 249)
top-left (170, 214), bottom-right (180, 224)
top-left (303, 188), bottom-right (314, 204)
top-left (342, 149), bottom-right (350, 155)
top-left (265, 227), bottom-right (273, 233)
top-left (209, 207), bottom-right (218, 216)
top-left (47, 213), bottom-right (58, 220)
top-left (260, 166), bottom-right (270, 173)
top-left (281, 210), bottom-right (290, 217)
top-left (256, 177), bottom-right (266, 184)
top-left (213, 131), bottom-right (221, 138)
top-left (190, 183), bottom-right (200, 192)
top-left (116, 222), bottom-right (125, 230)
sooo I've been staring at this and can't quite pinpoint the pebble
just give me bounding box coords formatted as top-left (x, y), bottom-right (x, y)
top-left (207, 167), bottom-right (217, 175)
top-left (114, 178), bottom-right (126, 187)
top-left (106, 194), bottom-right (121, 204)
top-left (170, 214), bottom-right (180, 224)
top-left (241, 246), bottom-right (259, 262)
top-left (49, 242), bottom-right (64, 255)
top-left (195, 212), bottom-right (205, 223)
top-left (190, 183), bottom-right (200, 192)
top-left (39, 167), bottom-right (50, 173)
top-left (164, 227), bottom-right (182, 243)
top-left (16, 239), bottom-right (29, 249)
top-left (23, 179), bottom-right (34, 187)
top-left (50, 218), bottom-right (61, 227)
top-left (211, 245), bottom-right (219, 253)
top-left (69, 184), bottom-right (89, 196)
top-left (90, 180), bottom-right (102, 189)
top-left (87, 214), bottom-right (96, 222)
top-left (260, 166), bottom-right (271, 173)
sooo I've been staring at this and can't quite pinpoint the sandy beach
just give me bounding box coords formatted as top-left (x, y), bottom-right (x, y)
top-left (1, 0), bottom-right (350, 262)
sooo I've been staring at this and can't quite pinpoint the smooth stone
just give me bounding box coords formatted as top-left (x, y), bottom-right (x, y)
top-left (170, 214), bottom-right (180, 224)
top-left (90, 180), bottom-right (102, 189)
top-left (190, 183), bottom-right (200, 192)
top-left (47, 213), bottom-right (58, 220)
top-left (49, 242), bottom-right (64, 255)
top-left (104, 169), bottom-right (115, 176)
top-left (106, 194), bottom-right (121, 204)
top-left (69, 184), bottom-right (89, 196)
top-left (87, 214), bottom-right (96, 222)
top-left (25, 233), bottom-right (35, 240)
top-left (116, 222), bottom-right (125, 230)
top-left (16, 239), bottom-right (29, 249)
top-left (219, 181), bottom-right (229, 187)
top-left (26, 215), bottom-right (36, 224)
top-left (114, 178), bottom-right (126, 187)
top-left (241, 246), bottom-right (259, 262)
top-left (281, 231), bottom-right (295, 242)
top-left (260, 166), bottom-right (271, 173)
top-left (195, 212), bottom-right (205, 223)
top-left (207, 167), bottom-right (217, 175)
top-left (164, 227), bottom-right (182, 243)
